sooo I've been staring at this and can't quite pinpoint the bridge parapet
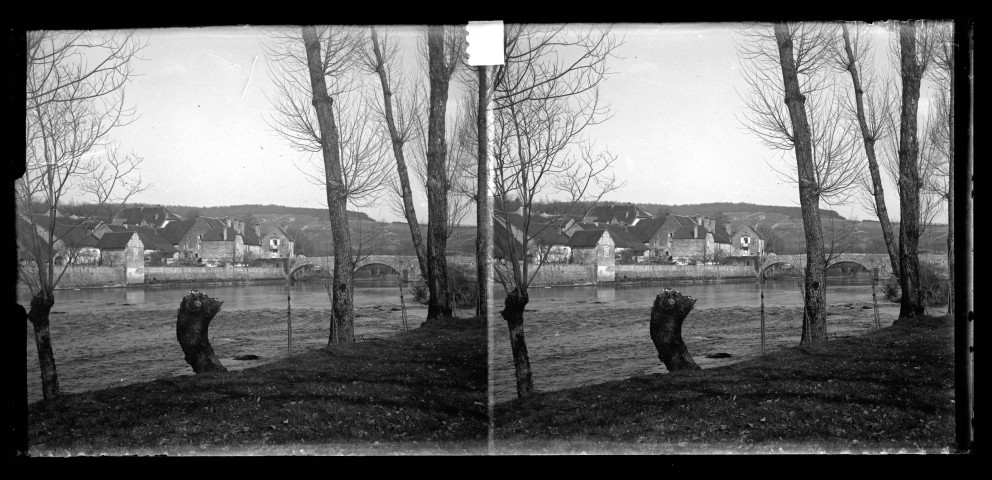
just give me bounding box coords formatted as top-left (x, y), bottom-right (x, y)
top-left (286, 255), bottom-right (476, 281)
top-left (759, 253), bottom-right (948, 278)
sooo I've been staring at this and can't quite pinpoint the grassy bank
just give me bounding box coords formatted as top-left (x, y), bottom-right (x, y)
top-left (27, 317), bottom-right (487, 456)
top-left (494, 315), bottom-right (956, 454)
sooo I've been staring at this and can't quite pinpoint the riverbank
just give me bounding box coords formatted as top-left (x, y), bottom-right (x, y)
top-left (26, 315), bottom-right (487, 455)
top-left (491, 294), bottom-right (902, 403)
top-left (25, 303), bottom-right (434, 405)
top-left (493, 313), bottom-right (955, 454)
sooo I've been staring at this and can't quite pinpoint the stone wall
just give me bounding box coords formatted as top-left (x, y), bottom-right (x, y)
top-left (21, 266), bottom-right (126, 288)
top-left (615, 264), bottom-right (756, 281)
top-left (144, 266), bottom-right (285, 283)
top-left (200, 238), bottom-right (242, 262)
top-left (527, 264), bottom-right (595, 286)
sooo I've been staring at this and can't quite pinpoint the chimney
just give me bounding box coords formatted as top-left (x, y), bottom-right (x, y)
top-left (723, 221), bottom-right (731, 235)
top-left (223, 227), bottom-right (227, 241)
top-left (694, 214), bottom-right (702, 226)
top-left (254, 223), bottom-right (260, 237)
top-left (226, 218), bottom-right (232, 228)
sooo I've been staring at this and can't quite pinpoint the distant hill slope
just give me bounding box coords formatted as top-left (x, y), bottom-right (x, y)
top-left (530, 200), bottom-right (843, 221)
top-left (166, 204), bottom-right (374, 222)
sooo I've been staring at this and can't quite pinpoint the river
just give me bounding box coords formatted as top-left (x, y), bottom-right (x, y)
top-left (18, 274), bottom-right (413, 313)
top-left (490, 274), bottom-right (901, 403)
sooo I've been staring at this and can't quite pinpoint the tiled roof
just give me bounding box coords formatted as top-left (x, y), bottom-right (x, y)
top-left (202, 227), bottom-right (241, 242)
top-left (673, 224), bottom-right (708, 240)
top-left (604, 225), bottom-right (648, 252)
top-left (158, 219), bottom-right (197, 245)
top-left (567, 229), bottom-right (607, 248)
top-left (631, 217), bottom-right (666, 242)
top-left (493, 217), bottom-right (524, 260)
top-left (97, 231), bottom-right (139, 250)
top-left (51, 223), bottom-right (99, 247)
top-left (713, 225), bottom-right (732, 244)
top-left (131, 227), bottom-right (179, 254)
top-left (528, 223), bottom-right (570, 246)
top-left (242, 226), bottom-right (261, 246)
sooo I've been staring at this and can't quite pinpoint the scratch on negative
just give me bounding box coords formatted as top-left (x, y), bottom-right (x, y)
top-left (240, 55), bottom-right (259, 100)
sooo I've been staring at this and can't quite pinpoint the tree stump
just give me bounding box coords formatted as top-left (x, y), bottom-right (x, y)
top-left (649, 289), bottom-right (701, 371)
top-left (176, 291), bottom-right (227, 374)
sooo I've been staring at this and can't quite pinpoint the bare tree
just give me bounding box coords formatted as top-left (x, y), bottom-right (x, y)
top-left (362, 26), bottom-right (430, 287)
top-left (491, 25), bottom-right (621, 398)
top-left (892, 20), bottom-right (940, 319)
top-left (929, 23), bottom-right (955, 314)
top-left (835, 23), bottom-right (901, 277)
top-left (736, 23), bottom-right (840, 345)
top-left (20, 30), bottom-right (146, 400)
top-left (423, 25), bottom-right (465, 321)
top-left (410, 89), bottom-right (475, 240)
top-left (298, 26), bottom-right (360, 343)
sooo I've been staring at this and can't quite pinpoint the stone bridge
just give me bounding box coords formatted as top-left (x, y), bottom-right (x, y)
top-left (287, 255), bottom-right (476, 281)
top-left (759, 253), bottom-right (948, 278)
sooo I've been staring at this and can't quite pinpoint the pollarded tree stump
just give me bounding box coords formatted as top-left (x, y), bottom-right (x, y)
top-left (649, 289), bottom-right (701, 371)
top-left (176, 291), bottom-right (227, 374)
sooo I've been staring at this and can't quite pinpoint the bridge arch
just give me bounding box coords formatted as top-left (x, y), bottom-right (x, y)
top-left (354, 262), bottom-right (402, 276)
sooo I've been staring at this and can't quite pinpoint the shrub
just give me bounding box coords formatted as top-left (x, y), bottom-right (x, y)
top-left (410, 281), bottom-right (430, 305)
top-left (882, 261), bottom-right (949, 307)
top-left (408, 265), bottom-right (478, 309)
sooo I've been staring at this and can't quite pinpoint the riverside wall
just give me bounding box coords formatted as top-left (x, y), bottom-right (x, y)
top-left (37, 262), bottom-right (758, 289)
top-left (24, 265), bottom-right (287, 289)
top-left (144, 266), bottom-right (286, 284)
top-left (525, 263), bottom-right (756, 286)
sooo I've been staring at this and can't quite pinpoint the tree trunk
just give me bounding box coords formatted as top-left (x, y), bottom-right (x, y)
top-left (774, 24), bottom-right (828, 345)
top-left (501, 289), bottom-right (533, 398)
top-left (946, 37), bottom-right (955, 316)
top-left (425, 26), bottom-right (452, 321)
top-left (176, 291), bottom-right (227, 374)
top-left (897, 23), bottom-right (926, 320)
top-left (28, 291), bottom-right (61, 400)
top-left (301, 26), bottom-right (355, 343)
top-left (649, 289), bottom-right (701, 371)
top-left (841, 25), bottom-right (901, 279)
top-left (476, 65), bottom-right (491, 318)
top-left (369, 27), bottom-right (430, 282)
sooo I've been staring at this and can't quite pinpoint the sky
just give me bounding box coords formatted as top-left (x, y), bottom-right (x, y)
top-left (82, 22), bottom-right (948, 224)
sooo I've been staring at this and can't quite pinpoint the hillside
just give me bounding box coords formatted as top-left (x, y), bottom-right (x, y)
top-left (530, 200), bottom-right (844, 221)
top-left (528, 200), bottom-right (946, 255)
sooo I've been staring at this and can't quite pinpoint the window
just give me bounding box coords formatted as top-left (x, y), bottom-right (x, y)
top-left (270, 238), bottom-right (279, 247)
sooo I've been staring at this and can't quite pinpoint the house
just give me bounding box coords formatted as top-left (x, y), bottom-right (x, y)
top-left (582, 203), bottom-right (654, 227)
top-left (97, 231), bottom-right (144, 267)
top-left (201, 221), bottom-right (245, 263)
top-left (16, 214), bottom-right (101, 266)
top-left (601, 225), bottom-right (648, 263)
top-left (112, 205), bottom-right (183, 229)
top-left (241, 221), bottom-right (263, 257)
top-left (260, 225), bottom-right (294, 258)
top-left (712, 222), bottom-right (733, 258)
top-left (670, 224), bottom-right (715, 264)
top-left (633, 213), bottom-right (696, 260)
top-left (731, 224), bottom-right (766, 257)
top-left (128, 226), bottom-right (180, 265)
top-left (528, 222), bottom-right (572, 264)
top-left (567, 229), bottom-right (615, 265)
